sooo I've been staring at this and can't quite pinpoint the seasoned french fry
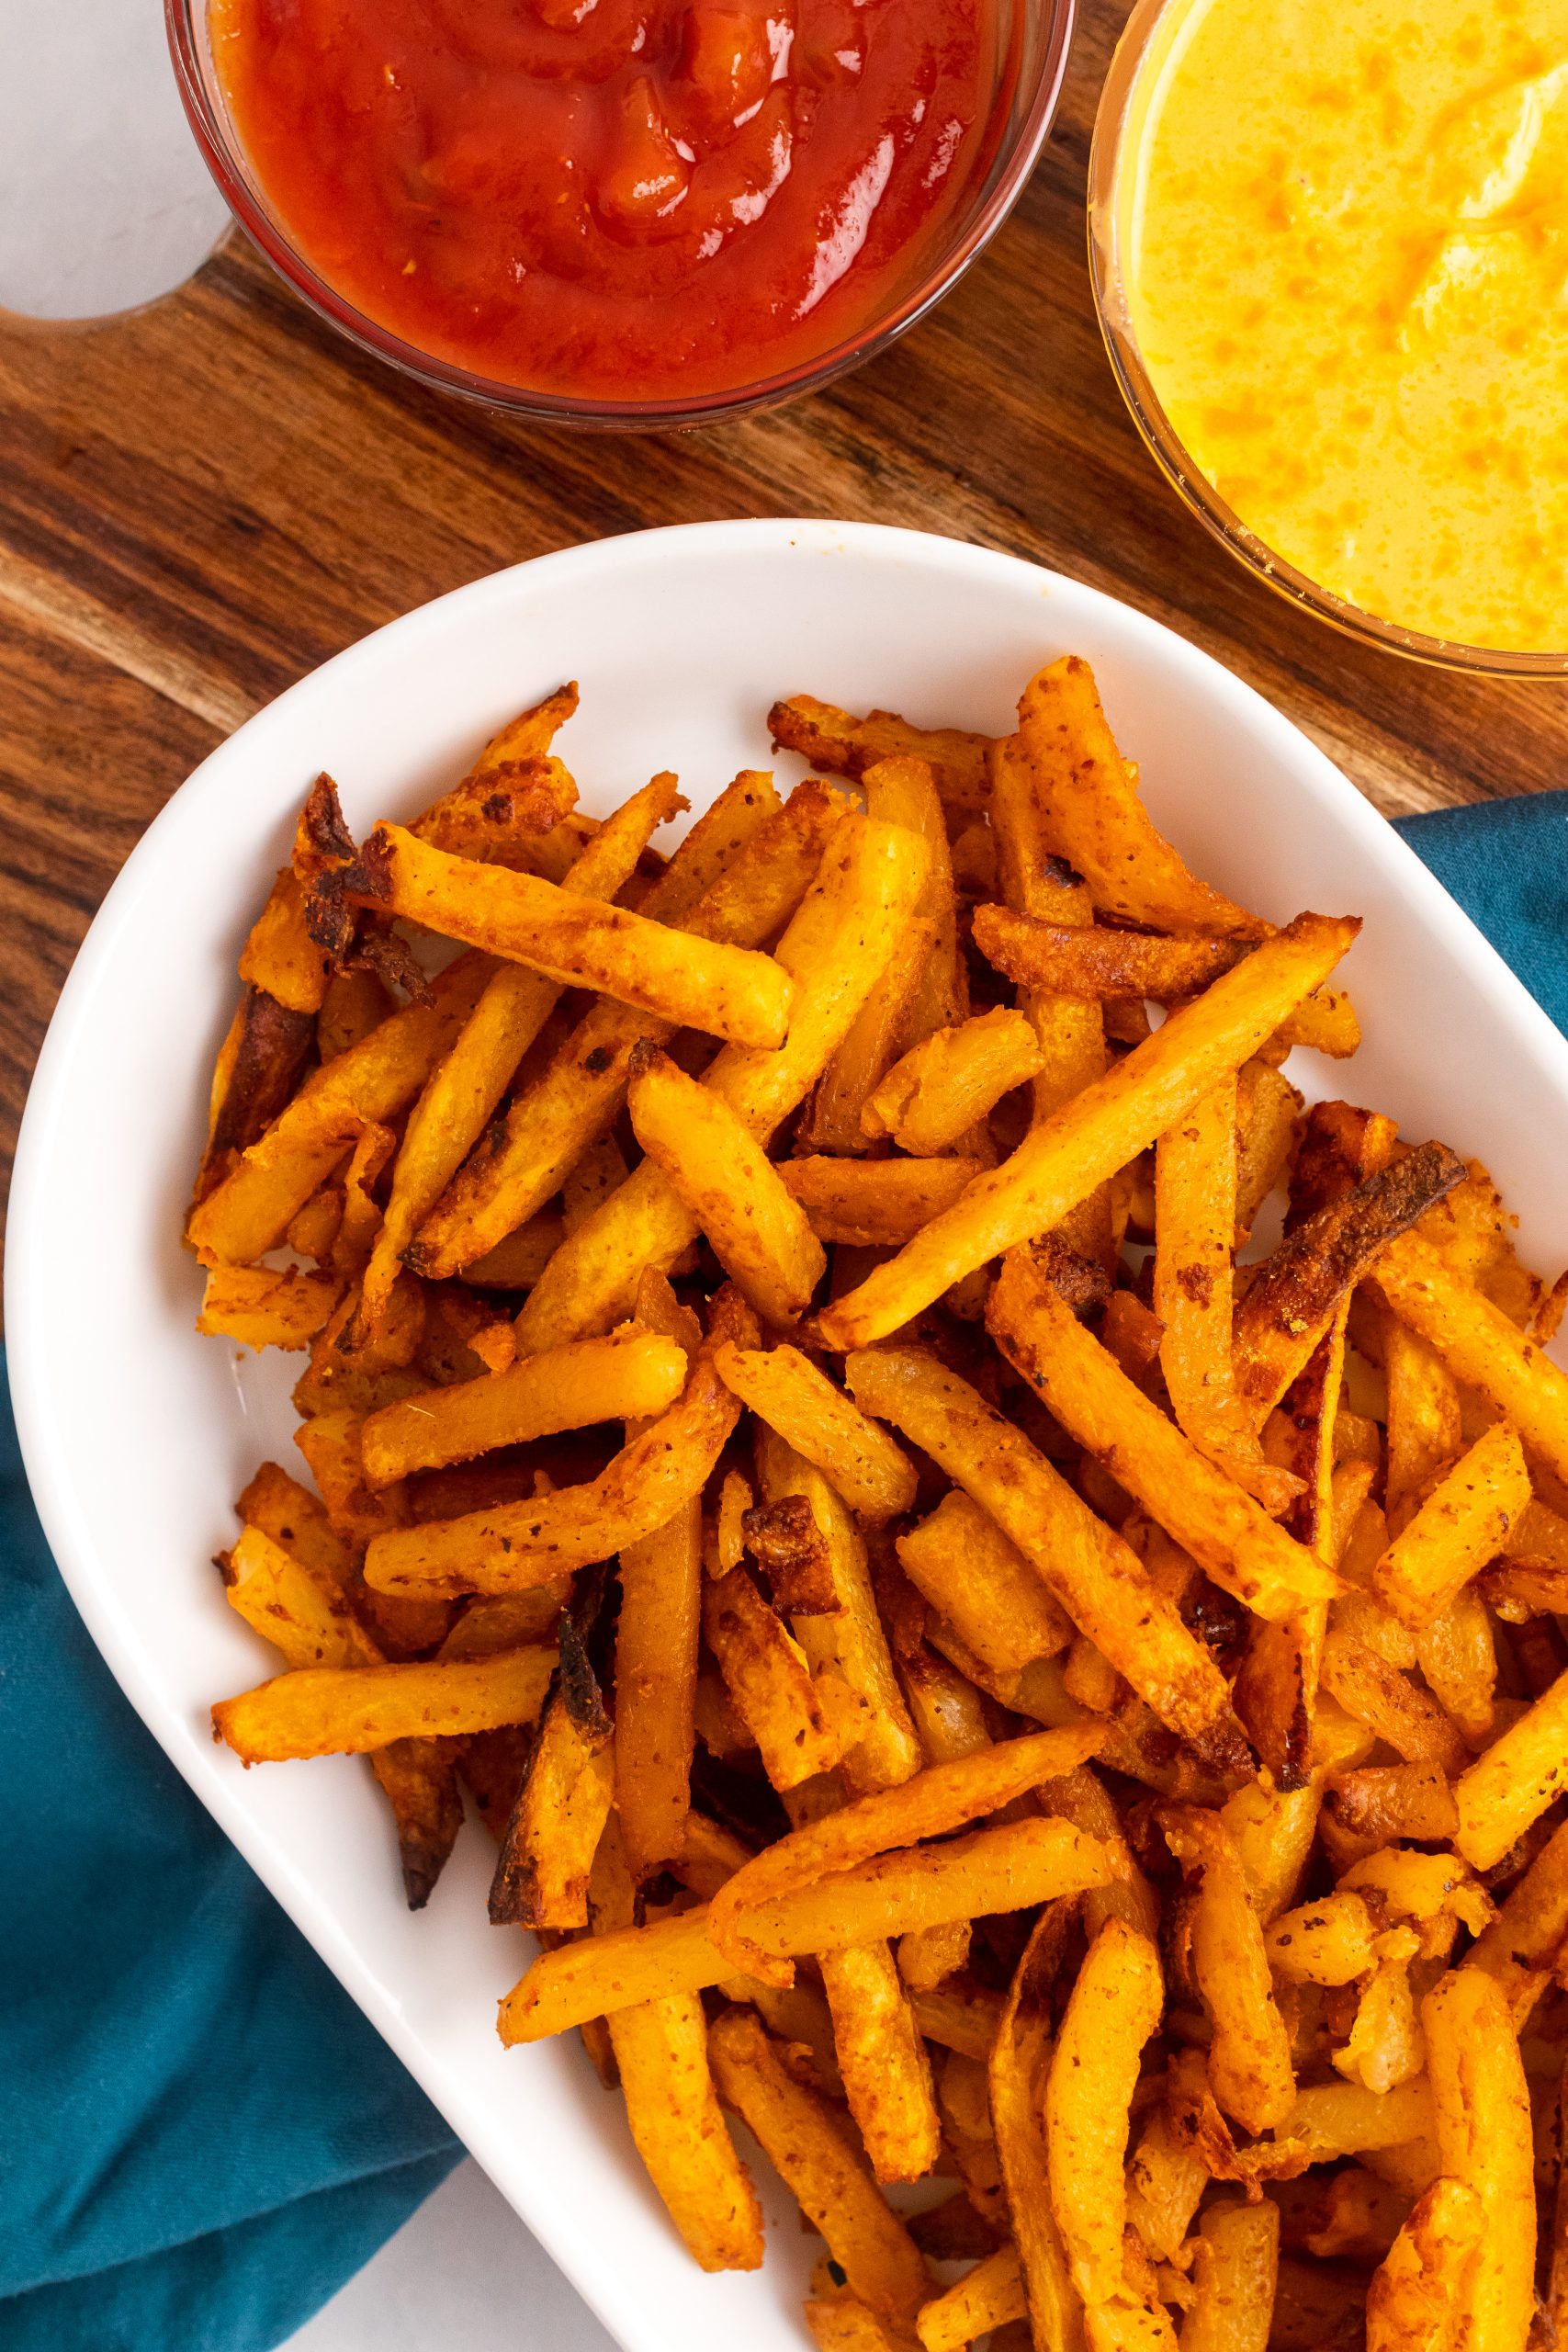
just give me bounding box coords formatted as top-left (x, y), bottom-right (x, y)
top-left (817, 1931), bottom-right (941, 2185)
top-left (489, 1619), bottom-right (614, 1928)
top-left (513, 810), bottom-right (932, 1352)
top-left (195, 985), bottom-right (317, 1207)
top-left (369, 1736), bottom-right (464, 1909)
top-left (703, 1567), bottom-right (848, 1791)
top-left (897, 1490), bottom-right (1073, 1674)
top-left (1463, 1816), bottom-right (1568, 2020)
top-left (916, 2246), bottom-right (1028, 2352)
top-left (807, 2299), bottom-right (920, 2352)
top-left (1319, 1632), bottom-right (1471, 1774)
top-left (1124, 2105), bottom-right (1208, 2266)
top-left (817, 913), bottom-right (1359, 1351)
top-left (221, 1523), bottom-right (378, 1668)
top-left (360, 1328), bottom-right (690, 1486)
top-left (769, 694), bottom-right (992, 814)
top-left (1234, 1059), bottom-right (1302, 1244)
top-left (1263, 1891), bottom-right (1377, 1984)
top-left (987, 1245), bottom-right (1338, 1620)
top-left (849, 1346), bottom-right (1251, 1774)
top-left (1421, 1971), bottom-right (1534, 2352)
top-left (627, 1045), bottom-right (827, 1326)
top-left (1365, 2178), bottom-right (1483, 2352)
top-left (1453, 1667), bottom-right (1568, 1869)
top-left (1374, 1229), bottom-right (1568, 1488)
top-left (714, 1343), bottom-right (916, 1525)
top-left (781, 1155), bottom-right (986, 1248)
top-left (798, 916), bottom-right (937, 1156)
top-left (706, 2007), bottom-right (931, 2329)
top-left (362, 1306), bottom-right (746, 1598)
top-left (973, 908), bottom-right (1241, 1001)
top-left (862, 756), bottom-right (966, 1044)
top-left (212, 1647), bottom-right (556, 1760)
top-left (236, 1461), bottom-right (354, 1587)
top-left (239, 868), bottom-right (331, 1013)
top-left (1371, 1422), bottom-right (1531, 1630)
top-left (1160, 1804), bottom-right (1294, 2133)
top-left (1180, 2199), bottom-right (1280, 2352)
top-left (197, 1263), bottom-right (344, 1351)
top-left (862, 1007), bottom-right (1045, 1156)
top-left (1045, 1917), bottom-right (1164, 2306)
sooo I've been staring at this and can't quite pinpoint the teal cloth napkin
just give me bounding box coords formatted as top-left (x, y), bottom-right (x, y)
top-left (0, 787), bottom-right (1563, 2352)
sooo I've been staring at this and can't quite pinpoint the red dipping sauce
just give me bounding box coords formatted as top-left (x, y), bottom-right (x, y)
top-left (209, 0), bottom-right (1007, 404)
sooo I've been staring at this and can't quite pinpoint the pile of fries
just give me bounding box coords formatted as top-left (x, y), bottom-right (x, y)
top-left (189, 658), bottom-right (1568, 2352)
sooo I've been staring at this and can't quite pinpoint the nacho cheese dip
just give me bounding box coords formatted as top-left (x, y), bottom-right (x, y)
top-left (1120, 0), bottom-right (1568, 653)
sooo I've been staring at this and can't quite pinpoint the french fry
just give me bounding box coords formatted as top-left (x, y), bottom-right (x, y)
top-left (239, 868), bottom-right (331, 1013)
top-left (1373, 1228), bottom-right (1568, 1489)
top-left (781, 1155), bottom-right (986, 1247)
top-left (1160, 1804), bottom-right (1294, 2133)
top-left (972, 908), bottom-right (1242, 1001)
top-left (706, 2007), bottom-right (931, 2329)
top-left (1365, 2178), bottom-right (1483, 2352)
top-left (1453, 1667), bottom-right (1568, 1869)
top-left (362, 1306), bottom-right (746, 1598)
top-left (615, 1376), bottom-right (704, 1894)
top-left (369, 1736), bottom-right (464, 1909)
top-left (897, 1920), bottom-right (970, 1993)
top-left (714, 1343), bottom-right (917, 1524)
top-left (807, 2299), bottom-right (920, 2352)
top-left (188, 951), bottom-right (493, 1267)
top-left (195, 986), bottom-right (317, 1206)
top-left (328, 820), bottom-right (795, 1048)
top-left (461, 1213), bottom-right (566, 1287)
top-left (1371, 1422), bottom-right (1531, 1631)
top-left (1179, 2199), bottom-right (1280, 2352)
top-left (816, 913), bottom-right (1359, 1351)
top-left (1383, 1318), bottom-right (1464, 1537)
top-left (1045, 1917), bottom-right (1164, 2306)
top-left (862, 1008), bottom-right (1045, 1157)
top-left (1463, 1816), bottom-right (1568, 2021)
top-left (627, 1045), bottom-right (827, 1326)
top-left (212, 1646), bottom-right (555, 1761)
top-left (1421, 1971), bottom-right (1534, 2352)
top-left (513, 810), bottom-right (933, 1351)
top-left (1218, 1772), bottom-right (1324, 1922)
top-left (987, 1244), bottom-right (1338, 1620)
top-left (1234, 1059), bottom-right (1302, 1244)
top-left (221, 1523), bottom-right (378, 1668)
top-left (897, 1490), bottom-right (1073, 1674)
top-left (862, 757), bottom-right (966, 1045)
top-left (817, 1932), bottom-right (941, 2185)
top-left (358, 771), bottom-right (683, 1327)
top-left (197, 1263), bottom-right (344, 1351)
top-left (916, 2247), bottom-right (1028, 2352)
top-left (769, 694), bottom-right (992, 814)
top-left (798, 917), bottom-right (936, 1156)
top-left (1279, 2076), bottom-right (1437, 2162)
top-left (489, 1618), bottom-right (614, 1928)
top-left (1322, 1764), bottom-right (1459, 1856)
top-left (984, 1914), bottom-right (1086, 2349)
top-left (848, 1345), bottom-right (1251, 1774)
top-left (1038, 1761), bottom-right (1161, 1939)
top-left (1318, 1632), bottom-right (1471, 1775)
top-left (1124, 2104), bottom-right (1208, 2265)
top-left (1272, 985), bottom-right (1361, 1058)
top-left (703, 1567), bottom-right (849, 1791)
top-left (236, 1460), bottom-right (355, 1587)
top-left (706, 1726), bottom-right (1105, 1974)
top-left (1263, 1891), bottom-right (1377, 1985)
top-left (1009, 657), bottom-right (1265, 938)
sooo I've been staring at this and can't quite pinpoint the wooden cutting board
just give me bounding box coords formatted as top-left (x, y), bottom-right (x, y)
top-left (3, 0), bottom-right (1563, 1267)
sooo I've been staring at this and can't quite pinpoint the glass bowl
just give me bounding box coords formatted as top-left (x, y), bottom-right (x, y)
top-left (1087, 0), bottom-right (1568, 678)
top-left (167, 0), bottom-right (1077, 432)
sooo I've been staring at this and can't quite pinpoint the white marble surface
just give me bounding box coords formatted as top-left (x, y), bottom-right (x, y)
top-left (5, 8), bottom-right (615, 2346)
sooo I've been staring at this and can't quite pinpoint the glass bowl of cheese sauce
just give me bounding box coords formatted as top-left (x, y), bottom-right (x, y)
top-left (1090, 0), bottom-right (1568, 672)
top-left (169, 0), bottom-right (1074, 427)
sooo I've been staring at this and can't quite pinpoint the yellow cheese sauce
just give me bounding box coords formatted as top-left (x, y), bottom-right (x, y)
top-left (1122, 0), bottom-right (1568, 652)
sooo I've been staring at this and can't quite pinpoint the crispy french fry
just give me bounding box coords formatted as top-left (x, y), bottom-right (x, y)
top-left (1319, 1632), bottom-right (1471, 1775)
top-left (188, 952), bottom-right (492, 1267)
top-left (848, 1346), bottom-right (1251, 1774)
top-left (1160, 1804), bottom-right (1294, 2133)
top-left (1421, 1971), bottom-right (1534, 2352)
top-left (817, 913), bottom-right (1359, 1351)
top-left (1218, 1772), bottom-right (1324, 1922)
top-left (1371, 1422), bottom-right (1531, 1631)
top-left (799, 916), bottom-right (937, 1156)
top-left (197, 1263), bottom-right (344, 1351)
top-left (1365, 2178), bottom-right (1483, 2352)
top-left (1383, 1318), bottom-right (1464, 1537)
top-left (1234, 1059), bottom-right (1302, 1244)
top-left (239, 868), bottom-right (331, 1013)
top-left (706, 1726), bottom-right (1103, 1973)
top-left (706, 2007), bottom-right (931, 2328)
top-left (897, 1489), bottom-right (1073, 1674)
top-left (1453, 1668), bottom-right (1568, 1870)
top-left (236, 1461), bottom-right (354, 1586)
top-left (916, 2246), bottom-right (1028, 2352)
top-left (369, 1736), bottom-right (464, 1909)
top-left (489, 1619), bottom-right (614, 1928)
top-left (359, 773), bottom-right (682, 1327)
top-left (212, 1646), bottom-right (555, 1761)
top-left (862, 757), bottom-right (965, 1045)
top-left (1323, 1764), bottom-right (1459, 1856)
top-left (1374, 1229), bottom-right (1568, 1487)
top-left (807, 2299), bottom-right (920, 2352)
top-left (330, 820), bottom-right (794, 1048)
top-left (781, 1156), bottom-right (986, 1248)
top-left (627, 1045), bottom-right (827, 1326)
top-left (987, 1911), bottom-right (1087, 2351)
top-left (1463, 1816), bottom-right (1568, 2020)
top-left (222, 1523), bottom-right (378, 1668)
top-left (972, 908), bottom-right (1242, 1001)
top-left (195, 985), bottom-right (317, 1207)
top-left (703, 1567), bottom-right (848, 1791)
top-left (862, 1008), bottom-right (1045, 1157)
top-left (1180, 2199), bottom-right (1280, 2352)
top-left (769, 695), bottom-right (992, 814)
top-left (1045, 1917), bottom-right (1164, 2305)
top-left (513, 810), bottom-right (932, 1352)
top-left (987, 1245), bottom-right (1338, 1620)
top-left (818, 1931), bottom-right (941, 2185)
top-left (362, 1306), bottom-right (746, 1598)
top-left (1124, 2105), bottom-right (1207, 2265)
top-left (1263, 1891), bottom-right (1377, 1985)
top-left (715, 1343), bottom-right (916, 1525)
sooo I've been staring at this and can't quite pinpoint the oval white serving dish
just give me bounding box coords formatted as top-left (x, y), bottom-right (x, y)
top-left (10, 518), bottom-right (1568, 2352)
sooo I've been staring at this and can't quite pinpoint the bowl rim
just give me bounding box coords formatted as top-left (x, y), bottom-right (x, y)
top-left (14, 516), bottom-right (1568, 2352)
top-left (166, 0), bottom-right (1077, 430)
top-left (1086, 0), bottom-right (1568, 679)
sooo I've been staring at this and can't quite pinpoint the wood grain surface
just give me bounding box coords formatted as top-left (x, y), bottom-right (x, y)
top-left (2, 0), bottom-right (1563, 1279)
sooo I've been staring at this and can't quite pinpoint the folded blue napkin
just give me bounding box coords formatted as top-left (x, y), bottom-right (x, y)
top-left (1, 786), bottom-right (1564, 2352)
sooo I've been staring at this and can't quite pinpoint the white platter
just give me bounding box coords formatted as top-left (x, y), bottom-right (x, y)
top-left (11, 518), bottom-right (1568, 2352)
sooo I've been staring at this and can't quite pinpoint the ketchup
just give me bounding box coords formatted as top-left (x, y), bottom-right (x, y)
top-left (209, 0), bottom-right (1004, 403)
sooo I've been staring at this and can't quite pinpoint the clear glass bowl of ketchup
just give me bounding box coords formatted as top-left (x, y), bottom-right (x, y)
top-left (168, 0), bottom-right (1075, 428)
